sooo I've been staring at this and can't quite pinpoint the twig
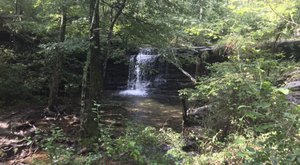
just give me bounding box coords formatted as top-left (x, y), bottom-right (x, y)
top-left (266, 0), bottom-right (298, 27)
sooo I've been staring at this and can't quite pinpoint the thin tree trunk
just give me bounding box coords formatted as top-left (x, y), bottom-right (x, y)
top-left (14, 0), bottom-right (18, 15)
top-left (80, 0), bottom-right (102, 137)
top-left (103, 0), bottom-right (127, 79)
top-left (273, 32), bottom-right (281, 50)
top-left (80, 49), bottom-right (90, 135)
top-left (14, 0), bottom-right (22, 15)
top-left (89, 0), bottom-right (102, 101)
top-left (195, 53), bottom-right (207, 76)
top-left (181, 98), bottom-right (188, 126)
top-left (47, 7), bottom-right (66, 112)
top-left (195, 55), bottom-right (201, 77)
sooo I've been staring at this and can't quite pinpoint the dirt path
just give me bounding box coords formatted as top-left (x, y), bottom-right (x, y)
top-left (0, 105), bottom-right (82, 164)
top-left (0, 106), bottom-right (42, 164)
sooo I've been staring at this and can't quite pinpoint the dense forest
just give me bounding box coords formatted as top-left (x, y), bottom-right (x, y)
top-left (0, 0), bottom-right (300, 164)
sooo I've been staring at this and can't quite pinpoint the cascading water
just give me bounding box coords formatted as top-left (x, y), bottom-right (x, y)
top-left (119, 48), bottom-right (161, 96)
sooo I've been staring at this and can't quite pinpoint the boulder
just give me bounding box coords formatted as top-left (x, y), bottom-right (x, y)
top-left (283, 67), bottom-right (300, 105)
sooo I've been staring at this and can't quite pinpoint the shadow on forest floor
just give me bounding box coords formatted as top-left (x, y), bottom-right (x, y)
top-left (0, 92), bottom-right (183, 164)
top-left (0, 104), bottom-right (81, 164)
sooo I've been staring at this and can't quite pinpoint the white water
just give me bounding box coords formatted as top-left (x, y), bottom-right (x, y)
top-left (120, 48), bottom-right (159, 96)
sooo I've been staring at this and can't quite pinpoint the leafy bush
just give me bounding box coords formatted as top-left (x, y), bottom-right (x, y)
top-left (0, 46), bottom-right (49, 105)
top-left (180, 56), bottom-right (300, 164)
top-left (34, 127), bottom-right (75, 164)
top-left (102, 123), bottom-right (175, 164)
top-left (0, 63), bottom-right (30, 105)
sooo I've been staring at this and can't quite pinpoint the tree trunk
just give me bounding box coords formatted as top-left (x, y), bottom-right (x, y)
top-left (195, 55), bottom-right (201, 77)
top-left (14, 0), bottom-right (19, 15)
top-left (80, 0), bottom-right (102, 137)
top-left (14, 0), bottom-right (22, 15)
top-left (89, 0), bottom-right (102, 101)
top-left (181, 98), bottom-right (188, 126)
top-left (195, 53), bottom-right (207, 77)
top-left (47, 7), bottom-right (66, 112)
top-left (103, 0), bottom-right (126, 80)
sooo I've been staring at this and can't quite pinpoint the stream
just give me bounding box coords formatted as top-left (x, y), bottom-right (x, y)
top-left (106, 92), bottom-right (183, 132)
top-left (107, 48), bottom-right (184, 131)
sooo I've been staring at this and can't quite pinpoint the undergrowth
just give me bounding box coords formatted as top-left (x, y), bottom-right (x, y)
top-left (34, 54), bottom-right (300, 165)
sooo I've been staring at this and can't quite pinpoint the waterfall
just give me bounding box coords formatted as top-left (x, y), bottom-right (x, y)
top-left (120, 48), bottom-right (161, 96)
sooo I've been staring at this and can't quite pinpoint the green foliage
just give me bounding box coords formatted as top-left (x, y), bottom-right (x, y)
top-left (184, 0), bottom-right (298, 46)
top-left (0, 47), bottom-right (33, 105)
top-left (34, 127), bottom-right (76, 164)
top-left (99, 122), bottom-right (197, 164)
top-left (0, 64), bottom-right (29, 105)
top-left (34, 126), bottom-right (103, 165)
top-left (101, 123), bottom-right (170, 164)
top-left (180, 53), bottom-right (300, 164)
top-left (38, 38), bottom-right (88, 95)
top-left (79, 104), bottom-right (186, 164)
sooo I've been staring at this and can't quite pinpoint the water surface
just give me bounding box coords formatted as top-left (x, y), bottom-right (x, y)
top-left (107, 92), bottom-right (183, 131)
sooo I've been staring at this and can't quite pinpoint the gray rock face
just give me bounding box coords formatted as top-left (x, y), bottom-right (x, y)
top-left (283, 68), bottom-right (300, 105)
top-left (276, 41), bottom-right (300, 61)
top-left (104, 59), bottom-right (129, 90)
top-left (104, 57), bottom-right (195, 91)
top-left (286, 81), bottom-right (300, 89)
top-left (104, 47), bottom-right (223, 93)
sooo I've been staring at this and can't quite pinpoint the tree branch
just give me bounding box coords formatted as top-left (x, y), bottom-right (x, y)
top-left (162, 50), bottom-right (197, 84)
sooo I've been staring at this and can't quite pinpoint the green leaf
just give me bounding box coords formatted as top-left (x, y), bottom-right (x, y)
top-left (129, 141), bottom-right (136, 147)
top-left (257, 102), bottom-right (271, 109)
top-left (238, 105), bottom-right (251, 110)
top-left (237, 152), bottom-right (246, 158)
top-left (276, 88), bottom-right (289, 95)
top-left (246, 147), bottom-right (256, 153)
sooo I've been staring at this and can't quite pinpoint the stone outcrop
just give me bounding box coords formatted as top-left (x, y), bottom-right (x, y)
top-left (284, 68), bottom-right (300, 105)
top-left (104, 47), bottom-right (223, 92)
top-left (104, 57), bottom-right (195, 91)
top-left (276, 40), bottom-right (300, 61)
top-left (104, 59), bottom-right (129, 90)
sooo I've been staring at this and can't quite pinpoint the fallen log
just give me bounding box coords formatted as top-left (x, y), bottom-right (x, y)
top-left (187, 105), bottom-right (211, 116)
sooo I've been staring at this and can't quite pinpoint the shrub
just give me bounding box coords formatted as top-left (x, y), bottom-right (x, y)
top-left (0, 63), bottom-right (30, 106)
top-left (180, 56), bottom-right (300, 163)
